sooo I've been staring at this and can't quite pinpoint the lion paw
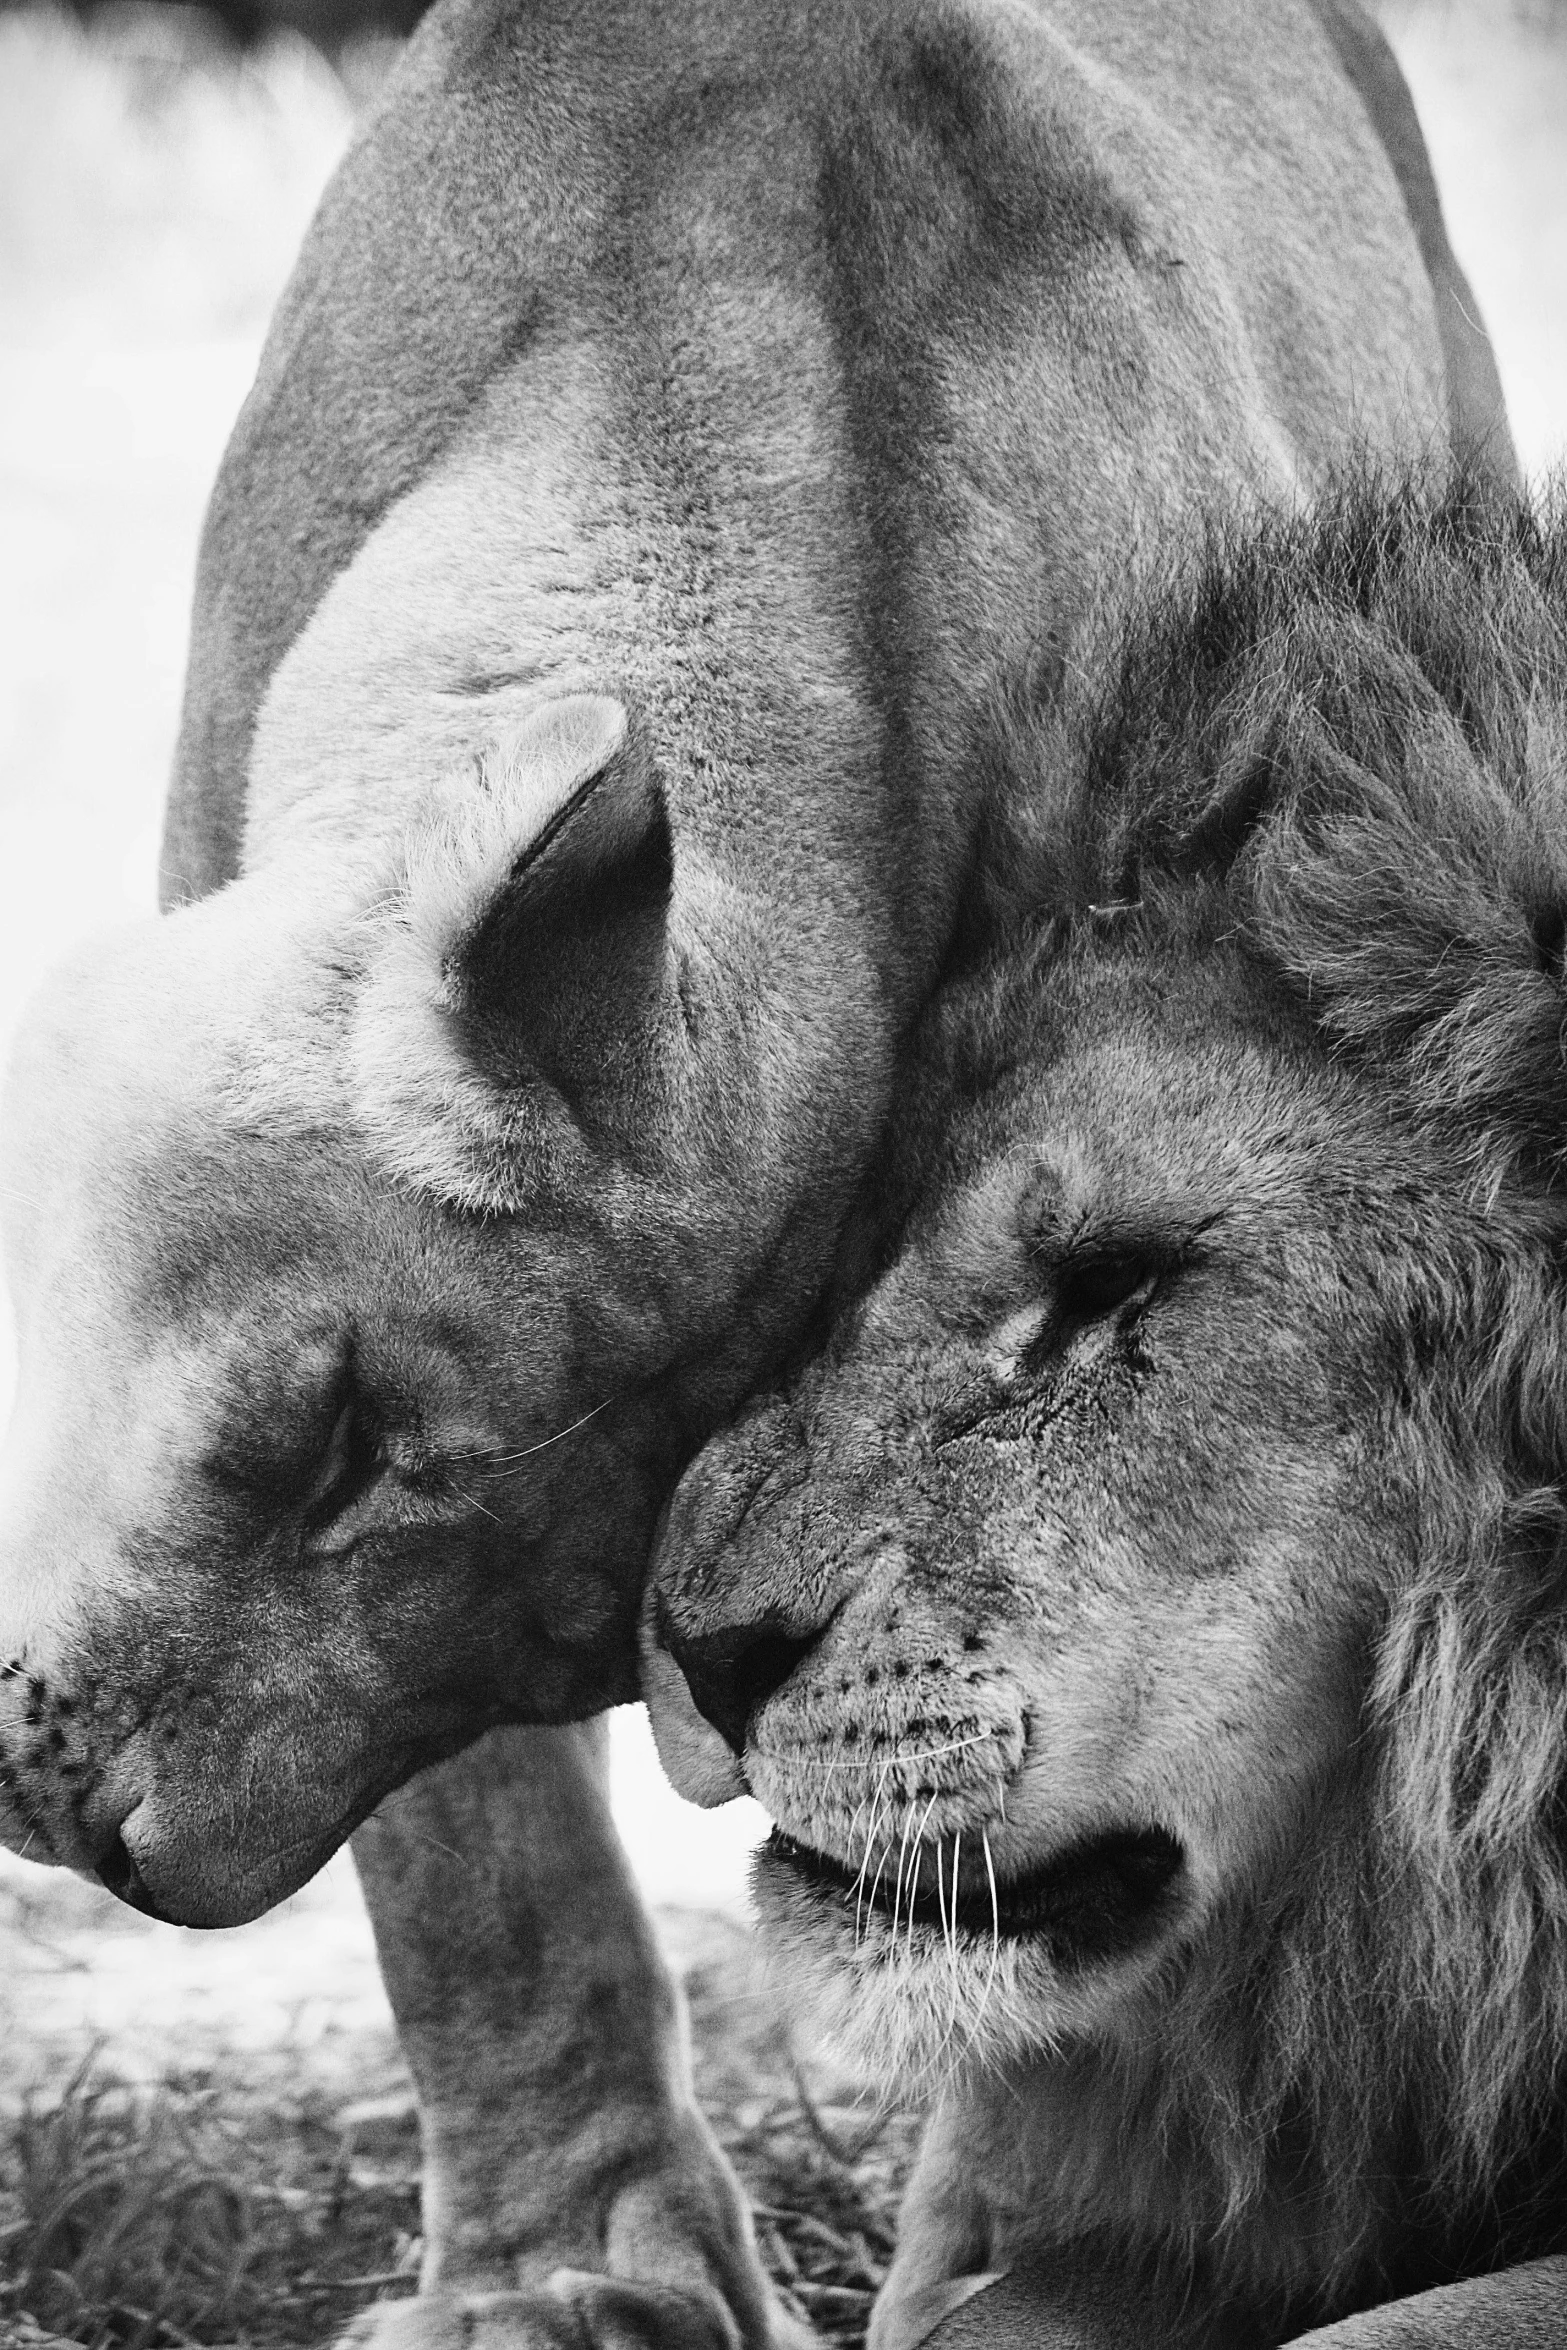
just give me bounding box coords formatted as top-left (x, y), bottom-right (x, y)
top-left (338, 2273), bottom-right (792, 2350)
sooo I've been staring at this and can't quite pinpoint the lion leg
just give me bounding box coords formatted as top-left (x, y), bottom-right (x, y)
top-left (1283, 2257), bottom-right (1567, 2348)
top-left (904, 2256), bottom-right (1262, 2350)
top-left (873, 2106), bottom-right (1258, 2350)
top-left (346, 1722), bottom-right (796, 2349)
top-left (866, 2110), bottom-right (999, 2350)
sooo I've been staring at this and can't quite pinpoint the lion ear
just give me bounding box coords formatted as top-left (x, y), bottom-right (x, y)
top-left (354, 693), bottom-right (677, 1204)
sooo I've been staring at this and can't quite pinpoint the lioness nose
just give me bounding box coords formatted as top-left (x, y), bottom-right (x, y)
top-left (656, 1598), bottom-right (820, 1757)
top-left (96, 1828), bottom-right (160, 1917)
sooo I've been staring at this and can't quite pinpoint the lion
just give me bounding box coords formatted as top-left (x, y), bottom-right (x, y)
top-left (646, 475), bottom-right (1567, 2348)
top-left (0, 0), bottom-right (1512, 2342)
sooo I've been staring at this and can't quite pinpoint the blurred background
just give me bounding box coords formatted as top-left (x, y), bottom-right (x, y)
top-left (0, 0), bottom-right (1561, 2332)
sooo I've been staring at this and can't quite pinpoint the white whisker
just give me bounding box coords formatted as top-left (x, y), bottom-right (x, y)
top-left (908, 1787), bottom-right (942, 1960)
top-left (864, 1810), bottom-right (899, 1938)
top-left (854, 1756), bottom-right (893, 1943)
top-left (949, 1827), bottom-right (963, 1981)
top-left (818, 1728), bottom-right (990, 1779)
top-left (937, 1830), bottom-right (971, 2083)
top-left (980, 1825), bottom-right (1002, 2029)
top-left (891, 1796), bottom-right (918, 1939)
top-left (467, 1398), bottom-right (613, 1475)
top-left (940, 1821), bottom-right (1006, 2083)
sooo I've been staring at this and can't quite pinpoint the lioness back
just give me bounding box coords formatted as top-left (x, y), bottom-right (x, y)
top-left (165, 0), bottom-right (1488, 913)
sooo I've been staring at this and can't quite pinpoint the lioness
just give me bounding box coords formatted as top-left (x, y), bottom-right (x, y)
top-left (649, 477), bottom-right (1567, 2349)
top-left (0, 0), bottom-right (1510, 2342)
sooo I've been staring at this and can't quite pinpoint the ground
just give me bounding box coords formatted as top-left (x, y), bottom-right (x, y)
top-left (0, 1856), bottom-right (919, 2349)
top-left (0, 4), bottom-right (1563, 2346)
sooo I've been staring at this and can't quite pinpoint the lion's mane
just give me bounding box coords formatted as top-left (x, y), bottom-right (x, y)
top-left (947, 476), bottom-right (1567, 2319)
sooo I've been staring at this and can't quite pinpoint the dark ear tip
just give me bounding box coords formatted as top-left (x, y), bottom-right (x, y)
top-left (507, 717), bottom-right (670, 900)
top-left (448, 698), bottom-right (674, 1099)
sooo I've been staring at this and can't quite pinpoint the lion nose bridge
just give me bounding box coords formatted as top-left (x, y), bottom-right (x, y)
top-left (656, 1505), bottom-right (912, 1760)
top-left (655, 1378), bottom-right (911, 1755)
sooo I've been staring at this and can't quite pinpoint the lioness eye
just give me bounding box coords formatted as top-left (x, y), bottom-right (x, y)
top-left (302, 1386), bottom-right (381, 1531)
top-left (1056, 1254), bottom-right (1158, 1322)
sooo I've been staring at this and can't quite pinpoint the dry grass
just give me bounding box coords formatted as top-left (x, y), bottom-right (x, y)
top-left (1, 2064), bottom-right (417, 2350)
top-left (684, 1937), bottom-right (921, 2345)
top-left (0, 1921), bottom-right (919, 2350)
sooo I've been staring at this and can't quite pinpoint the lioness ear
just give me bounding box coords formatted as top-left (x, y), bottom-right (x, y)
top-left (441, 698), bottom-right (673, 1118)
top-left (355, 693), bottom-right (677, 1205)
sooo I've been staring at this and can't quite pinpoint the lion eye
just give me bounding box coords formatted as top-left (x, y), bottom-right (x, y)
top-left (301, 1389), bottom-right (382, 1532)
top-left (1056, 1254), bottom-right (1159, 1322)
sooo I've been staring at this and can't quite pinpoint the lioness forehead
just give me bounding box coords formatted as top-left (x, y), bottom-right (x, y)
top-left (5, 924), bottom-right (310, 1277)
top-left (0, 906), bottom-right (474, 1376)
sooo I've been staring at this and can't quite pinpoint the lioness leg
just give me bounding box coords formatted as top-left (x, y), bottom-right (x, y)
top-left (348, 1723), bottom-right (787, 2347)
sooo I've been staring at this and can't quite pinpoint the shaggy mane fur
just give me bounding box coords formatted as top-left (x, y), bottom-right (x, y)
top-left (963, 474), bottom-right (1567, 2323)
top-left (993, 473), bottom-right (1567, 1191)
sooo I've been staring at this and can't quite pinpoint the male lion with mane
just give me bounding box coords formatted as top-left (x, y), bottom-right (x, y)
top-left (650, 479), bottom-right (1567, 2349)
top-left (0, 0), bottom-right (1511, 2342)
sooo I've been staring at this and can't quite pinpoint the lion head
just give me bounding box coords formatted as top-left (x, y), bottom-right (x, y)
top-left (649, 481), bottom-right (1567, 2327)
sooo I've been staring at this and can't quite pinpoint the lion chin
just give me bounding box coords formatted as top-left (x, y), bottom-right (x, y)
top-left (752, 1817), bottom-right (1188, 2081)
top-left (726, 1635), bottom-right (1196, 2073)
top-left (652, 476), bottom-right (1567, 2345)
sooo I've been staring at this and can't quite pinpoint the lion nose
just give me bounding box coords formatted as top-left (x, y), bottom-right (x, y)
top-left (656, 1598), bottom-right (820, 1757)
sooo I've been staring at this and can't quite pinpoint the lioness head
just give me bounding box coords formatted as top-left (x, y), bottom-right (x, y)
top-left (651, 483), bottom-right (1567, 2299)
top-left (0, 696), bottom-right (837, 1925)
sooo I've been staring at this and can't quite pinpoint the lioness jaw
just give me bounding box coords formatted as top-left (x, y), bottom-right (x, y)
top-left (651, 478), bottom-right (1567, 2337)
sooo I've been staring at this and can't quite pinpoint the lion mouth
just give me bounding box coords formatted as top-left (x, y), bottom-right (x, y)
top-left (762, 1823), bottom-right (1184, 1965)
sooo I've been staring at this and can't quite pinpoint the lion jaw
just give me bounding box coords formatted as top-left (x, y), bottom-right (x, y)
top-left (736, 1673), bottom-right (1190, 2080)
